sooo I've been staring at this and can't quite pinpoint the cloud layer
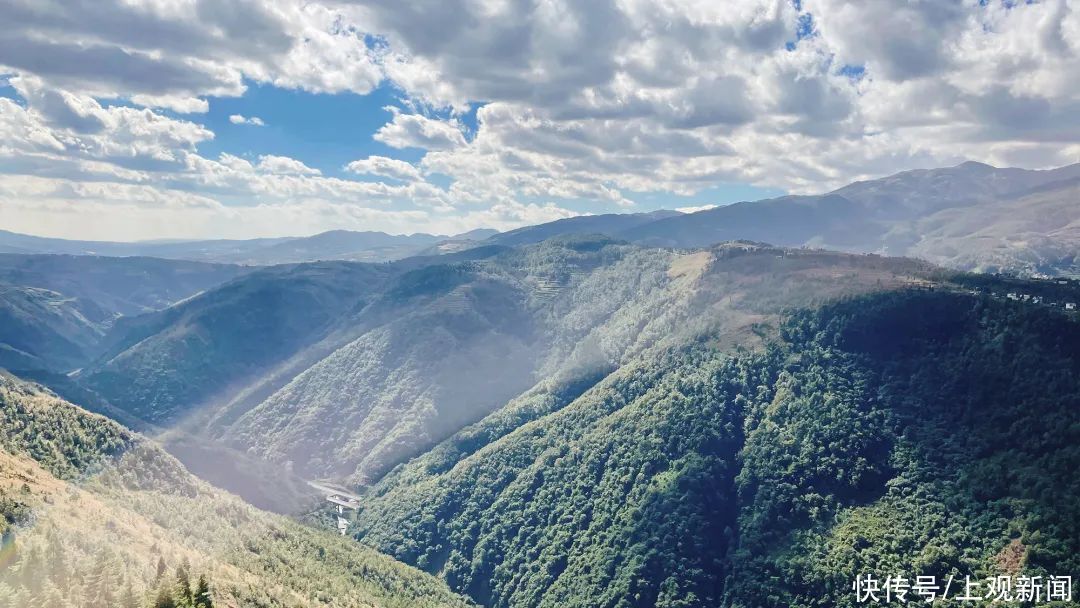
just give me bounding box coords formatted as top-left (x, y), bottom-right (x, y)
top-left (1, 0), bottom-right (1078, 240)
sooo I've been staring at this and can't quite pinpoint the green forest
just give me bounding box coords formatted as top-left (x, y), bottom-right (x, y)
top-left (2, 239), bottom-right (1079, 607)
top-left (353, 289), bottom-right (1080, 607)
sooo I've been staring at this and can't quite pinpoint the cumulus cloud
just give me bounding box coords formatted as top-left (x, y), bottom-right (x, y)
top-left (3, 76), bottom-right (213, 172)
top-left (0, 0), bottom-right (382, 107)
top-left (0, 171), bottom-right (576, 240)
top-left (360, 0), bottom-right (1080, 197)
top-left (1, 0), bottom-right (1079, 240)
top-left (374, 109), bottom-right (468, 150)
top-left (256, 155), bottom-right (321, 175)
top-left (345, 156), bottom-right (422, 181)
top-left (229, 114), bottom-right (266, 126)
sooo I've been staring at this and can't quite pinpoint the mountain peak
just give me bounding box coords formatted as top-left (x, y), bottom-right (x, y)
top-left (955, 160), bottom-right (997, 171)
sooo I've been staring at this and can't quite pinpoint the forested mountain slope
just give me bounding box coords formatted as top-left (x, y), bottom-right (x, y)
top-left (77, 245), bottom-right (513, 429)
top-left (350, 288), bottom-right (1080, 608)
top-left (0, 255), bottom-right (247, 375)
top-left (80, 261), bottom-right (397, 424)
top-left (0, 283), bottom-right (110, 372)
top-left (0, 254), bottom-right (247, 317)
top-left (484, 211), bottom-right (680, 247)
top-left (208, 240), bottom-right (932, 485)
top-left (0, 372), bottom-right (471, 608)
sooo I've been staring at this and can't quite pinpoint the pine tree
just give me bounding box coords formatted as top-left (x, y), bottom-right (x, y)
top-left (151, 586), bottom-right (176, 608)
top-left (174, 562), bottom-right (193, 608)
top-left (192, 575), bottom-right (213, 608)
top-left (119, 582), bottom-right (140, 608)
top-left (85, 548), bottom-right (118, 608)
top-left (155, 556), bottom-right (167, 582)
top-left (41, 581), bottom-right (67, 608)
top-left (44, 529), bottom-right (68, 591)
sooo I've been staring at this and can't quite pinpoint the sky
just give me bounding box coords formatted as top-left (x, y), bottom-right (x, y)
top-left (0, 0), bottom-right (1078, 241)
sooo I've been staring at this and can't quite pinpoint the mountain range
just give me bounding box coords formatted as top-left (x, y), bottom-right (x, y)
top-left (77, 238), bottom-right (938, 486)
top-left (0, 228), bottom-right (499, 266)
top-left (42, 240), bottom-right (1079, 608)
top-left (625, 161), bottom-right (1080, 275)
top-left (5, 161), bottom-right (1080, 276)
top-left (0, 255), bottom-right (246, 374)
top-left (0, 160), bottom-right (1079, 607)
top-left (352, 284), bottom-right (1080, 607)
top-left (465, 161), bottom-right (1080, 277)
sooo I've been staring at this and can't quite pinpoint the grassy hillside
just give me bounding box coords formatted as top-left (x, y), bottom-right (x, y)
top-left (349, 288), bottom-right (1080, 608)
top-left (0, 372), bottom-right (472, 608)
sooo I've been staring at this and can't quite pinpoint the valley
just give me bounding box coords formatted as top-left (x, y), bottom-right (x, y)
top-left (4, 2), bottom-right (1080, 606)
top-left (0, 162), bottom-right (1078, 607)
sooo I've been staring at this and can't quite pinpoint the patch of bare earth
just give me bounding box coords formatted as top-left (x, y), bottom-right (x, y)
top-left (994, 538), bottom-right (1026, 574)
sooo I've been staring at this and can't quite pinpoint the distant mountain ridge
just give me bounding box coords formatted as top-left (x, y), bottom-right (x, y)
top-left (0, 255), bottom-right (247, 374)
top-left (0, 228), bottom-right (500, 265)
top-left (623, 162), bottom-right (1080, 276)
top-left (0, 254), bottom-right (247, 316)
top-left (484, 210), bottom-right (682, 247)
top-left (433, 162), bottom-right (1080, 277)
top-left (8, 161), bottom-right (1080, 275)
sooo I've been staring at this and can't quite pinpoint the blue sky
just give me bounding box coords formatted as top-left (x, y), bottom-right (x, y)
top-left (0, 1), bottom-right (1076, 240)
top-left (179, 81), bottom-right (785, 213)
top-left (201, 83), bottom-right (426, 175)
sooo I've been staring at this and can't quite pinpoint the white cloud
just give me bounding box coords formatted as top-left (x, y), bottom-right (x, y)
top-left (3, 76), bottom-right (213, 170)
top-left (131, 95), bottom-right (210, 114)
top-left (0, 0), bottom-right (383, 108)
top-left (2, 0), bottom-right (1080, 240)
top-left (256, 154), bottom-right (321, 176)
top-left (374, 109), bottom-right (468, 150)
top-left (345, 156), bottom-right (422, 181)
top-left (229, 114), bottom-right (266, 126)
top-left (0, 170), bottom-right (577, 240)
top-left (360, 0), bottom-right (1080, 198)
top-left (0, 175), bottom-right (427, 240)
